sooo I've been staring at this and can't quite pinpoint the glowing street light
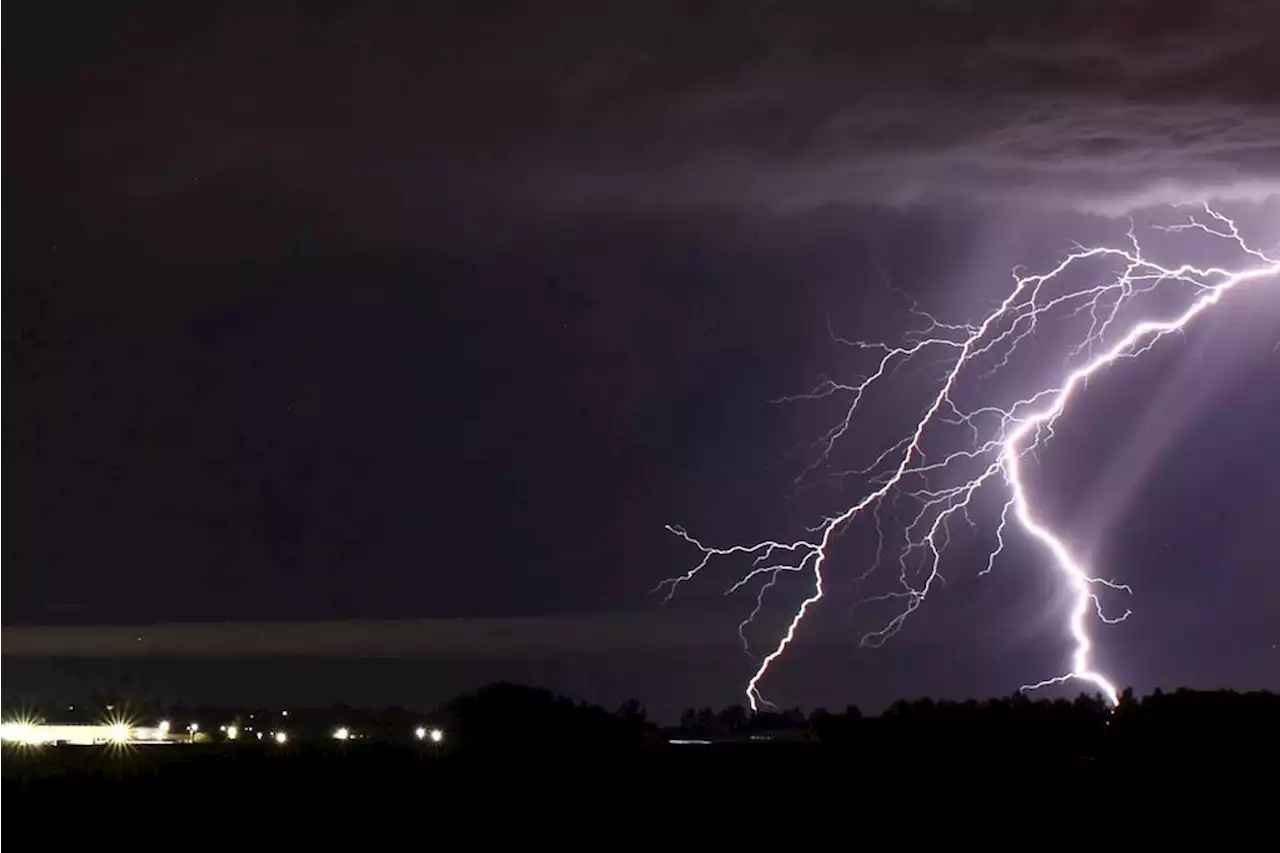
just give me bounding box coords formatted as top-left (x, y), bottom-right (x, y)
top-left (226, 725), bottom-right (239, 740)
top-left (332, 727), bottom-right (350, 741)
top-left (0, 721), bottom-right (40, 745)
top-left (416, 726), bottom-right (444, 745)
top-left (274, 731), bottom-right (288, 745)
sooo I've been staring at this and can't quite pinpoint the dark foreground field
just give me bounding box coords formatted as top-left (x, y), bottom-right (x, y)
top-left (7, 685), bottom-right (1276, 840)
top-left (5, 738), bottom-right (1272, 842)
top-left (5, 732), bottom-right (1269, 794)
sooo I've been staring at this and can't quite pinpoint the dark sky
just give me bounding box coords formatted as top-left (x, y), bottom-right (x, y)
top-left (6, 0), bottom-right (1279, 720)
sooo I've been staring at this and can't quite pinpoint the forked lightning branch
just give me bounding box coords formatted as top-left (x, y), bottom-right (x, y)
top-left (656, 204), bottom-right (1279, 711)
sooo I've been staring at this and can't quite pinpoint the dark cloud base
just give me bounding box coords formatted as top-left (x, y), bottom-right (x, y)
top-left (18, 0), bottom-right (1279, 237)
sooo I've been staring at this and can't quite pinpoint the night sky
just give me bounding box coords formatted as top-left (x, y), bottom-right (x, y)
top-left (6, 1), bottom-right (1278, 720)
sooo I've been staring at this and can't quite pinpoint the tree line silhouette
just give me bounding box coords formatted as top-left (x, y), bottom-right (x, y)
top-left (6, 682), bottom-right (1276, 838)
top-left (676, 686), bottom-right (1276, 764)
top-left (7, 682), bottom-right (1276, 765)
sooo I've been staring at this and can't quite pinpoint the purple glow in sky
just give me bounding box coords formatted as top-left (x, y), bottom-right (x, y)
top-left (659, 204), bottom-right (1278, 709)
top-left (6, 1), bottom-right (1279, 718)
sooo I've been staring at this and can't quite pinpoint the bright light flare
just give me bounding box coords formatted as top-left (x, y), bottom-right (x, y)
top-left (0, 712), bottom-right (47, 742)
top-left (657, 204), bottom-right (1278, 710)
top-left (429, 728), bottom-right (444, 743)
top-left (333, 727), bottom-right (350, 741)
top-left (0, 720), bottom-right (42, 746)
top-left (93, 715), bottom-right (141, 750)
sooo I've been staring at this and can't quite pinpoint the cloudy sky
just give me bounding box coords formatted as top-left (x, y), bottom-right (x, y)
top-left (6, 0), bottom-right (1278, 719)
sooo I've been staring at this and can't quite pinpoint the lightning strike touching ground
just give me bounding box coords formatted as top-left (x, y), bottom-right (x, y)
top-left (655, 204), bottom-right (1279, 711)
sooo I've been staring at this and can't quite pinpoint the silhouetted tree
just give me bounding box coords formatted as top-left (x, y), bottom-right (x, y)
top-left (441, 682), bottom-right (642, 758)
top-left (717, 704), bottom-right (749, 733)
top-left (679, 707), bottom-right (699, 732)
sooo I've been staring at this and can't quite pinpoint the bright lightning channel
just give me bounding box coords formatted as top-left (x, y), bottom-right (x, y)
top-left (656, 204), bottom-right (1278, 711)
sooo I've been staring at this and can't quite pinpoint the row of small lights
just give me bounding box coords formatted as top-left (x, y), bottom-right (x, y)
top-left (3, 718), bottom-right (442, 747)
top-left (212, 722), bottom-right (443, 744)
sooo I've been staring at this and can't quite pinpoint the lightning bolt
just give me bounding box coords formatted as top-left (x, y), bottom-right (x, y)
top-left (655, 203), bottom-right (1278, 711)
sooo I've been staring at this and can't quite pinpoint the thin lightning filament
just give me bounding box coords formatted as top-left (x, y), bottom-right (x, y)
top-left (655, 204), bottom-right (1278, 711)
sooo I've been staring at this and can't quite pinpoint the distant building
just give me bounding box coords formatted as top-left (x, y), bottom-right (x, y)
top-left (0, 722), bottom-right (177, 746)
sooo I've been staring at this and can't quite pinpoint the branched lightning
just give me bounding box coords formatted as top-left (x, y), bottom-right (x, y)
top-left (655, 204), bottom-right (1278, 711)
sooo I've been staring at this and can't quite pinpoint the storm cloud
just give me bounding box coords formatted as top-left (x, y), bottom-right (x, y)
top-left (9, 1), bottom-right (1278, 714)
top-left (42, 0), bottom-right (1280, 228)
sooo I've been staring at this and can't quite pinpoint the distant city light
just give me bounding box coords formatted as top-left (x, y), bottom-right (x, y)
top-left (2, 714), bottom-right (448, 749)
top-left (4, 719), bottom-right (190, 747)
top-left (0, 721), bottom-right (40, 745)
